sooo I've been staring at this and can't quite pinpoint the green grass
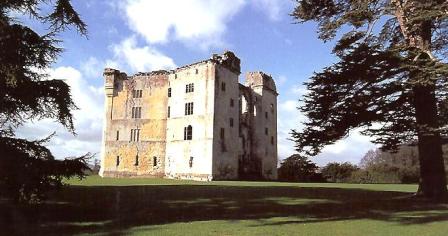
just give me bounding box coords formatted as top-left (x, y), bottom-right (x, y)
top-left (2, 176), bottom-right (448, 236)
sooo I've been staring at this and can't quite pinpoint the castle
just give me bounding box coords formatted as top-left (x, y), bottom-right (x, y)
top-left (99, 51), bottom-right (278, 180)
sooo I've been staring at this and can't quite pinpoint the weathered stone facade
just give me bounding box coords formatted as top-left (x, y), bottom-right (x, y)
top-left (100, 51), bottom-right (278, 180)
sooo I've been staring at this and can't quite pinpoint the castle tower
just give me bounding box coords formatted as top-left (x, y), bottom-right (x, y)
top-left (245, 72), bottom-right (278, 180)
top-left (100, 68), bottom-right (169, 177)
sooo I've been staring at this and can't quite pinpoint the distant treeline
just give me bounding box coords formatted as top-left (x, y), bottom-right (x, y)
top-left (278, 144), bottom-right (448, 184)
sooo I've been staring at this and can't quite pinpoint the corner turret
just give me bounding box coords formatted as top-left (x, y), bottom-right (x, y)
top-left (245, 71), bottom-right (278, 95)
top-left (211, 51), bottom-right (241, 75)
top-left (103, 68), bottom-right (127, 97)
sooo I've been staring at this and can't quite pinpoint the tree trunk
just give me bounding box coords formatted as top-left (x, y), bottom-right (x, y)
top-left (413, 84), bottom-right (447, 199)
top-left (394, 2), bottom-right (447, 199)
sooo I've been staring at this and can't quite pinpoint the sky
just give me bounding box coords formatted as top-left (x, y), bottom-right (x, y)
top-left (15, 0), bottom-right (377, 166)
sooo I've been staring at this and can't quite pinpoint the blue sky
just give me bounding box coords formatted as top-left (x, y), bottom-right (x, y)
top-left (16, 0), bottom-right (376, 166)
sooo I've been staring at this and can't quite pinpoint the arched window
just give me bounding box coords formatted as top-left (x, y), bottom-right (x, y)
top-left (184, 125), bottom-right (192, 140)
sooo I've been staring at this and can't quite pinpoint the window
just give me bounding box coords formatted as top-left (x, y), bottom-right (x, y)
top-left (153, 156), bottom-right (158, 167)
top-left (265, 127), bottom-right (268, 135)
top-left (220, 128), bottom-right (225, 139)
top-left (130, 129), bottom-right (140, 141)
top-left (132, 89), bottom-right (142, 98)
top-left (184, 125), bottom-right (192, 140)
top-left (185, 83), bottom-right (194, 93)
top-left (221, 82), bottom-right (226, 91)
top-left (230, 118), bottom-right (234, 127)
top-left (116, 130), bottom-right (119, 141)
top-left (270, 103), bottom-right (274, 113)
top-left (131, 107), bottom-right (142, 119)
top-left (195, 68), bottom-right (198, 74)
top-left (230, 99), bottom-right (234, 107)
top-left (189, 156), bottom-right (194, 168)
top-left (135, 155), bottom-right (139, 166)
top-left (116, 156), bottom-right (120, 167)
top-left (185, 102), bottom-right (194, 115)
top-left (271, 136), bottom-right (274, 145)
top-left (168, 88), bottom-right (171, 97)
top-left (265, 112), bottom-right (268, 119)
top-left (167, 106), bottom-right (171, 118)
top-left (175, 74), bottom-right (178, 79)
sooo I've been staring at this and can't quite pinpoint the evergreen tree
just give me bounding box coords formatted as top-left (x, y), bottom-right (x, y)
top-left (278, 154), bottom-right (320, 182)
top-left (321, 162), bottom-right (358, 182)
top-left (291, 1), bottom-right (448, 199)
top-left (0, 0), bottom-right (90, 203)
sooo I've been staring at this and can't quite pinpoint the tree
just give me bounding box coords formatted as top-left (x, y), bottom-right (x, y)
top-left (278, 154), bottom-right (322, 182)
top-left (291, 1), bottom-right (448, 199)
top-left (321, 162), bottom-right (358, 182)
top-left (0, 0), bottom-right (90, 203)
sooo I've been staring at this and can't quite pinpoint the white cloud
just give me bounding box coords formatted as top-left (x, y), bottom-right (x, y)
top-left (290, 84), bottom-right (308, 96)
top-left (249, 0), bottom-right (287, 21)
top-left (276, 97), bottom-right (377, 166)
top-left (277, 99), bottom-right (305, 161)
top-left (280, 99), bottom-right (298, 112)
top-left (16, 66), bottom-right (104, 160)
top-left (276, 75), bottom-right (287, 86)
top-left (81, 56), bottom-right (102, 78)
top-left (120, 0), bottom-right (289, 50)
top-left (123, 0), bottom-right (246, 50)
top-left (110, 36), bottom-right (177, 72)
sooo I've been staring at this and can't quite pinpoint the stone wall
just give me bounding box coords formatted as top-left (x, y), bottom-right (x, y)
top-left (100, 71), bottom-right (168, 177)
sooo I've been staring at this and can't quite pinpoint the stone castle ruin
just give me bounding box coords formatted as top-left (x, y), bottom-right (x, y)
top-left (100, 51), bottom-right (278, 180)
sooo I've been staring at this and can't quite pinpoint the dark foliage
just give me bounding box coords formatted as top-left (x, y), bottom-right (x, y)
top-left (278, 154), bottom-right (323, 182)
top-left (321, 162), bottom-right (358, 183)
top-left (291, 0), bottom-right (448, 198)
top-left (353, 145), bottom-right (448, 184)
top-left (0, 0), bottom-right (90, 203)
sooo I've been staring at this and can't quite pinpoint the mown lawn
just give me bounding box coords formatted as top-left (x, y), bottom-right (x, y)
top-left (2, 176), bottom-right (448, 235)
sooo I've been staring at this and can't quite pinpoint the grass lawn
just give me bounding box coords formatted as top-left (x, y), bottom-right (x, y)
top-left (2, 176), bottom-right (448, 236)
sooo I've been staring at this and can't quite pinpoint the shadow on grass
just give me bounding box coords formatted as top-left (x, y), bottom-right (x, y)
top-left (1, 184), bottom-right (448, 235)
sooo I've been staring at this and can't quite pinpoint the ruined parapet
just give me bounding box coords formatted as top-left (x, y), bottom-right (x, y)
top-left (245, 71), bottom-right (278, 94)
top-left (103, 68), bottom-right (127, 97)
top-left (211, 51), bottom-right (241, 75)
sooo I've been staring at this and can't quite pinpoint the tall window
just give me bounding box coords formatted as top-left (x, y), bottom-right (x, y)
top-left (132, 107), bottom-right (142, 118)
top-left (185, 83), bottom-right (194, 93)
top-left (189, 156), bottom-right (194, 168)
top-left (220, 128), bottom-right (225, 139)
top-left (153, 156), bottom-right (158, 167)
top-left (132, 89), bottom-right (142, 98)
top-left (271, 136), bottom-right (274, 145)
top-left (265, 112), bottom-right (268, 119)
top-left (116, 156), bottom-right (120, 167)
top-left (221, 82), bottom-right (226, 91)
top-left (184, 125), bottom-right (192, 140)
top-left (167, 106), bottom-right (171, 118)
top-left (265, 127), bottom-right (268, 135)
top-left (134, 155), bottom-right (139, 166)
top-left (168, 88), bottom-right (171, 97)
top-left (116, 130), bottom-right (119, 141)
top-left (130, 129), bottom-right (140, 141)
top-left (230, 118), bottom-right (234, 127)
top-left (195, 68), bottom-right (198, 74)
top-left (230, 98), bottom-right (234, 107)
top-left (185, 102), bottom-right (194, 115)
